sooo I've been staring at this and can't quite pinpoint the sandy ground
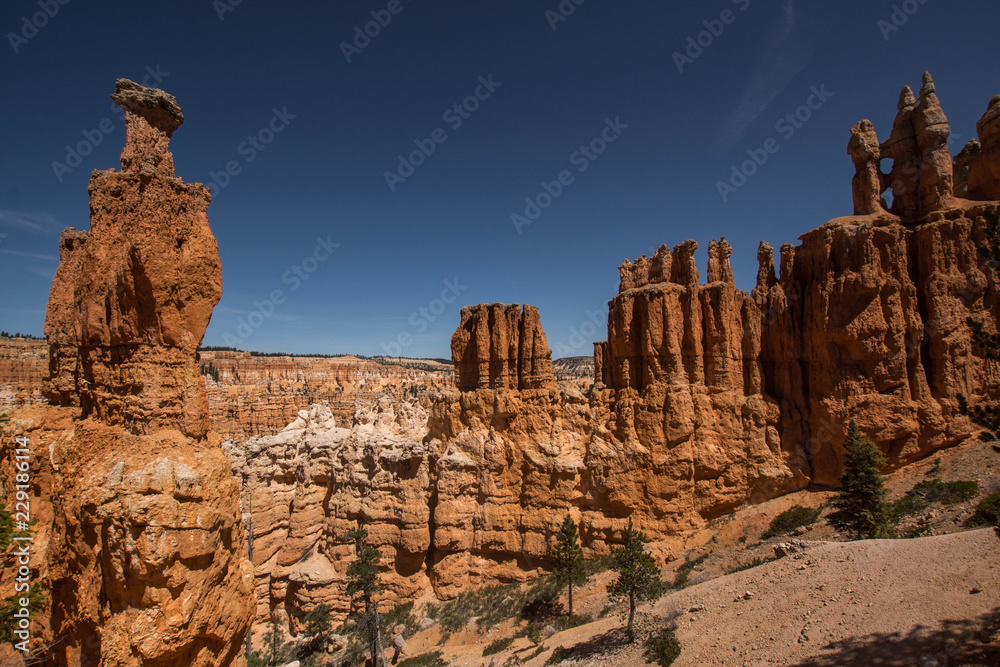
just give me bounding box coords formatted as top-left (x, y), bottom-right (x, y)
top-left (419, 529), bottom-right (999, 666)
top-left (398, 435), bottom-right (1000, 666)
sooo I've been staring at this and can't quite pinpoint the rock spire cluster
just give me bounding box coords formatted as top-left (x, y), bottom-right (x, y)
top-left (850, 72), bottom-right (956, 220)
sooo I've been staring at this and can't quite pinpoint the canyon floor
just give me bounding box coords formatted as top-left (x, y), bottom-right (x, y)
top-left (384, 435), bottom-right (1000, 667)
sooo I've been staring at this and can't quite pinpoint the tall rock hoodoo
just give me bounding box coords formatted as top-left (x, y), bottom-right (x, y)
top-left (2, 80), bottom-right (252, 666)
top-left (43, 79), bottom-right (222, 440)
top-left (848, 119), bottom-right (885, 215)
top-left (429, 304), bottom-right (591, 595)
top-left (879, 72), bottom-right (955, 222)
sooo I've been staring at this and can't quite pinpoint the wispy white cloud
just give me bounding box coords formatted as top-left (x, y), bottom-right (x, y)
top-left (0, 210), bottom-right (62, 236)
top-left (717, 0), bottom-right (816, 149)
top-left (0, 249), bottom-right (58, 261)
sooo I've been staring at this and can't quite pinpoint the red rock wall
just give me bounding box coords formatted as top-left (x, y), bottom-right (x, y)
top-left (752, 208), bottom-right (998, 485)
top-left (452, 304), bottom-right (555, 391)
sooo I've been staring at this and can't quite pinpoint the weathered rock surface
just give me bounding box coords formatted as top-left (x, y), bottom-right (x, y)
top-left (596, 238), bottom-right (808, 522)
top-left (43, 78), bottom-right (222, 440)
top-left (200, 350), bottom-right (452, 440)
top-left (955, 94), bottom-right (1000, 201)
top-left (0, 337), bottom-right (46, 412)
top-left (452, 304), bottom-right (555, 391)
top-left (225, 400), bottom-right (435, 635)
top-left (2, 410), bottom-right (254, 666)
top-left (0, 80), bottom-right (252, 666)
top-left (753, 206), bottom-right (997, 485)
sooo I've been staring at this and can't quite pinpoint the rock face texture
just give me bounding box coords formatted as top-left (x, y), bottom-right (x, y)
top-left (452, 304), bottom-right (555, 391)
top-left (43, 79), bottom-right (222, 440)
top-left (225, 400), bottom-right (434, 636)
top-left (4, 411), bottom-right (254, 666)
top-left (956, 94), bottom-right (1000, 201)
top-left (595, 238), bottom-right (808, 520)
top-left (0, 337), bottom-right (47, 412)
top-left (751, 207), bottom-right (997, 485)
top-left (199, 351), bottom-right (452, 440)
top-left (1, 80), bottom-right (252, 666)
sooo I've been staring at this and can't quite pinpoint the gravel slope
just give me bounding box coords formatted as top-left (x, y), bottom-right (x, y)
top-left (430, 529), bottom-right (1000, 666)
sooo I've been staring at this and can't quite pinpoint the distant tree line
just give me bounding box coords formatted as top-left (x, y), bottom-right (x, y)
top-left (199, 345), bottom-right (373, 360)
top-left (0, 332), bottom-right (43, 340)
top-left (199, 362), bottom-right (221, 382)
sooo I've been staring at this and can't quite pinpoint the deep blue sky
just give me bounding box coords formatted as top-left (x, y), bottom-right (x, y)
top-left (2, 0), bottom-right (998, 358)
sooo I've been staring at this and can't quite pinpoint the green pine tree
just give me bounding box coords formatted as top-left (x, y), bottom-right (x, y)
top-left (0, 503), bottom-right (15, 550)
top-left (345, 522), bottom-right (386, 667)
top-left (828, 420), bottom-right (892, 540)
top-left (607, 518), bottom-right (666, 641)
top-left (552, 514), bottom-right (588, 617)
top-left (0, 583), bottom-right (44, 643)
top-left (249, 616), bottom-right (285, 667)
top-left (295, 602), bottom-right (333, 661)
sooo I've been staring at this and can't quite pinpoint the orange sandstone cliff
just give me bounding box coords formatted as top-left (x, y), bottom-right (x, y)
top-left (0, 79), bottom-right (253, 666)
top-left (6, 73), bottom-right (999, 657)
top-left (230, 75), bottom-right (1000, 637)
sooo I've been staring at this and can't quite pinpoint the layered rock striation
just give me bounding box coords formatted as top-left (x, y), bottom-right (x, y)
top-left (0, 337), bottom-right (47, 412)
top-left (594, 238), bottom-right (807, 522)
top-left (200, 351), bottom-right (452, 439)
top-left (225, 400), bottom-right (435, 635)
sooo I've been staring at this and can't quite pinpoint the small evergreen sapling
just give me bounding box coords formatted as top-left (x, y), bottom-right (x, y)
top-left (346, 522), bottom-right (387, 667)
top-left (607, 518), bottom-right (666, 641)
top-left (828, 420), bottom-right (892, 540)
top-left (551, 514), bottom-right (588, 617)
